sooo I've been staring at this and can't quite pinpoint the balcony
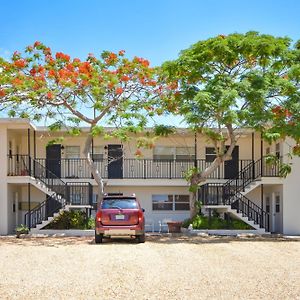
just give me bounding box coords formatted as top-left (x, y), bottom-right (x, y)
top-left (7, 155), bottom-right (253, 180)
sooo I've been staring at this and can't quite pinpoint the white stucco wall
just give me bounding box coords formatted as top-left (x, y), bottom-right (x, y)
top-left (104, 186), bottom-right (191, 231)
top-left (282, 138), bottom-right (300, 235)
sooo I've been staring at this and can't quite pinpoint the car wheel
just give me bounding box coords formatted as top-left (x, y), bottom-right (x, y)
top-left (137, 233), bottom-right (145, 243)
top-left (95, 233), bottom-right (103, 244)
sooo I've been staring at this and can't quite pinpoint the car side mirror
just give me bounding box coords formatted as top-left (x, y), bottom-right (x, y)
top-left (142, 208), bottom-right (145, 212)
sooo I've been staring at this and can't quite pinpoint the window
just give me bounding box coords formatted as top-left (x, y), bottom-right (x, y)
top-left (101, 198), bottom-right (138, 209)
top-left (152, 194), bottom-right (173, 210)
top-left (266, 196), bottom-right (270, 213)
top-left (175, 195), bottom-right (190, 210)
top-left (153, 147), bottom-right (174, 160)
top-left (275, 195), bottom-right (280, 213)
top-left (276, 143), bottom-right (280, 159)
top-left (152, 194), bottom-right (190, 211)
top-left (65, 146), bottom-right (80, 159)
top-left (153, 147), bottom-right (195, 160)
top-left (70, 193), bottom-right (82, 205)
top-left (176, 147), bottom-right (195, 161)
top-left (92, 146), bottom-right (104, 161)
top-left (206, 147), bottom-right (216, 162)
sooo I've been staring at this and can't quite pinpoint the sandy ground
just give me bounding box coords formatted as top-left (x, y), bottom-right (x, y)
top-left (0, 235), bottom-right (299, 300)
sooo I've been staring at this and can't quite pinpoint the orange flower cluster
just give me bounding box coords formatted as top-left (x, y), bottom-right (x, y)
top-left (55, 52), bottom-right (71, 62)
top-left (14, 59), bottom-right (27, 68)
top-left (272, 106), bottom-right (292, 117)
top-left (78, 62), bottom-right (92, 76)
top-left (121, 75), bottom-right (130, 82)
top-left (34, 41), bottom-right (41, 47)
top-left (0, 89), bottom-right (5, 97)
top-left (115, 87), bottom-right (123, 95)
top-left (12, 78), bottom-right (23, 86)
top-left (46, 92), bottom-right (54, 99)
top-left (134, 57), bottom-right (150, 67)
top-left (105, 52), bottom-right (118, 64)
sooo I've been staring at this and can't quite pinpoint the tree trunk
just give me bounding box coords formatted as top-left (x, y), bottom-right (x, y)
top-left (190, 177), bottom-right (205, 218)
top-left (83, 132), bottom-right (104, 209)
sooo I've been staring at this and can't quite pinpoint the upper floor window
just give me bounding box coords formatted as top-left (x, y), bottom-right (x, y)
top-left (92, 146), bottom-right (104, 161)
top-left (65, 146), bottom-right (80, 159)
top-left (206, 147), bottom-right (216, 162)
top-left (153, 147), bottom-right (195, 161)
top-left (275, 143), bottom-right (280, 159)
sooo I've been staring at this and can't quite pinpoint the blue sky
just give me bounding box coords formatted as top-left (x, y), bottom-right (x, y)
top-left (1, 0), bottom-right (300, 66)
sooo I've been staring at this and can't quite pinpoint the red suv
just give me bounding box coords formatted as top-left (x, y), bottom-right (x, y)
top-left (95, 195), bottom-right (145, 243)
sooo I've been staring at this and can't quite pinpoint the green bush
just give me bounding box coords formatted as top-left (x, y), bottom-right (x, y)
top-left (182, 213), bottom-right (252, 230)
top-left (44, 210), bottom-right (95, 230)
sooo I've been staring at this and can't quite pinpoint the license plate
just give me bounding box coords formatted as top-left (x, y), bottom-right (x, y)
top-left (115, 214), bottom-right (125, 220)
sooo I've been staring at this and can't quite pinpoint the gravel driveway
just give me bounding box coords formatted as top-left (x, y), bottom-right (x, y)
top-left (0, 235), bottom-right (299, 299)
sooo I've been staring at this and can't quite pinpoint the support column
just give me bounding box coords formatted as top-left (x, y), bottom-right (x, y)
top-left (0, 127), bottom-right (8, 234)
top-left (27, 128), bottom-right (31, 175)
top-left (15, 192), bottom-right (19, 227)
top-left (27, 183), bottom-right (31, 229)
top-left (260, 133), bottom-right (263, 175)
top-left (252, 132), bottom-right (255, 178)
top-left (33, 130), bottom-right (36, 159)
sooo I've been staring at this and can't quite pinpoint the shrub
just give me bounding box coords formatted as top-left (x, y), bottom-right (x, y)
top-left (182, 214), bottom-right (252, 230)
top-left (44, 210), bottom-right (95, 230)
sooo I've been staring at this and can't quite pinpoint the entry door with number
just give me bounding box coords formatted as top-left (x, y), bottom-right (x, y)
top-left (224, 146), bottom-right (239, 179)
top-left (107, 145), bottom-right (123, 179)
top-left (46, 144), bottom-right (61, 178)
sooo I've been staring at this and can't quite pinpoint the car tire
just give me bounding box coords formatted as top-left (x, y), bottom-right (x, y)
top-left (95, 233), bottom-right (103, 244)
top-left (137, 233), bottom-right (146, 243)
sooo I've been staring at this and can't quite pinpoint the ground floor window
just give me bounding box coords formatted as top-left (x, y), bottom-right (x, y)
top-left (152, 194), bottom-right (190, 211)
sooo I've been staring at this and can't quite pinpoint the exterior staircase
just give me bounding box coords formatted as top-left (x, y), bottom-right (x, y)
top-left (21, 157), bottom-right (93, 232)
top-left (199, 157), bottom-right (280, 233)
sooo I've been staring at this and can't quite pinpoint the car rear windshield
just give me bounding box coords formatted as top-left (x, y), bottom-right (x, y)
top-left (101, 198), bottom-right (138, 209)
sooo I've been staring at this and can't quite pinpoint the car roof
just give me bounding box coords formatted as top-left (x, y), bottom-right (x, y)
top-left (103, 196), bottom-right (137, 200)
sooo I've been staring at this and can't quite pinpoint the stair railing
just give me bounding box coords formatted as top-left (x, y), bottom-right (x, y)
top-left (231, 193), bottom-right (270, 232)
top-left (23, 157), bottom-right (68, 229)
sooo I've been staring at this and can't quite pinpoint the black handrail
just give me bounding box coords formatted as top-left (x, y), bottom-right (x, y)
top-left (231, 193), bottom-right (270, 232)
top-left (25, 157), bottom-right (253, 179)
top-left (199, 157), bottom-right (277, 231)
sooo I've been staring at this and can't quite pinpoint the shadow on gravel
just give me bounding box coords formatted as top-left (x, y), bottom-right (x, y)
top-left (0, 234), bottom-right (299, 247)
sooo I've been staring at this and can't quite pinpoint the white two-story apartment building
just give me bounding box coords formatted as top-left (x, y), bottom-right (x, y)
top-left (0, 118), bottom-right (300, 235)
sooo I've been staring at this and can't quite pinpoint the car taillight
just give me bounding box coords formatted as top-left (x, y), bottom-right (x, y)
top-left (138, 210), bottom-right (143, 223)
top-left (96, 211), bottom-right (102, 222)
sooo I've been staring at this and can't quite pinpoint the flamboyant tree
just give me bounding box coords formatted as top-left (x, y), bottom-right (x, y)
top-left (160, 32), bottom-right (300, 216)
top-left (0, 42), bottom-right (164, 203)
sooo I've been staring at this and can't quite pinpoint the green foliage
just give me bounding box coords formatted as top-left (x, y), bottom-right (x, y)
top-left (153, 125), bottom-right (176, 136)
top-left (44, 210), bottom-right (95, 230)
top-left (182, 213), bottom-right (252, 230)
top-left (161, 31), bottom-right (299, 152)
top-left (91, 125), bottom-right (104, 137)
top-left (46, 137), bottom-right (64, 146)
top-left (15, 224), bottom-right (29, 233)
top-left (279, 163), bottom-right (292, 178)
